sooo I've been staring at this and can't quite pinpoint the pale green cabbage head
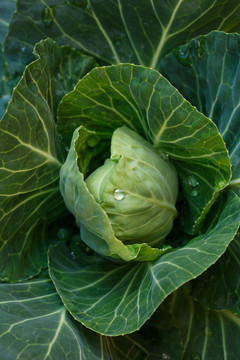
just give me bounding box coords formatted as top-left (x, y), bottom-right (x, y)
top-left (60, 126), bottom-right (178, 261)
top-left (86, 126), bottom-right (178, 247)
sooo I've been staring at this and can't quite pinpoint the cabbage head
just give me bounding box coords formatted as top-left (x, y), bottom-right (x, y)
top-left (60, 126), bottom-right (178, 262)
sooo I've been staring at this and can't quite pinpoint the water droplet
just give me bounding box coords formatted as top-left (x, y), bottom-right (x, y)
top-left (57, 228), bottom-right (69, 241)
top-left (41, 6), bottom-right (55, 28)
top-left (188, 176), bottom-right (199, 187)
top-left (191, 353), bottom-right (202, 360)
top-left (174, 46), bottom-right (192, 66)
top-left (158, 151), bottom-right (169, 160)
top-left (161, 245), bottom-right (172, 253)
top-left (70, 251), bottom-right (76, 260)
top-left (216, 180), bottom-right (226, 190)
top-left (85, 3), bottom-right (91, 14)
top-left (87, 136), bottom-right (99, 147)
top-left (191, 189), bottom-right (199, 197)
top-left (113, 189), bottom-right (125, 200)
top-left (162, 353), bottom-right (170, 359)
top-left (191, 354), bottom-right (201, 360)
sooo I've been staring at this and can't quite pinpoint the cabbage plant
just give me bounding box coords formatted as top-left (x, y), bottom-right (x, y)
top-left (0, 1), bottom-right (240, 359)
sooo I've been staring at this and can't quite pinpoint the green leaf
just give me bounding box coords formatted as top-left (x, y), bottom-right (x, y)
top-left (0, 45), bottom-right (10, 119)
top-left (0, 271), bottom-right (146, 360)
top-left (162, 285), bottom-right (240, 360)
top-left (48, 191), bottom-right (240, 336)
top-left (0, 0), bottom-right (16, 43)
top-left (160, 31), bottom-right (240, 196)
top-left (0, 38), bottom-right (95, 282)
top-left (143, 286), bottom-right (240, 360)
top-left (0, 1), bottom-right (17, 118)
top-left (190, 231), bottom-right (240, 316)
top-left (58, 63), bottom-right (231, 228)
top-left (129, 303), bottom-right (183, 360)
top-left (4, 0), bottom-right (240, 76)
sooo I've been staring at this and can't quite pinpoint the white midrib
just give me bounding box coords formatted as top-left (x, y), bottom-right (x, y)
top-left (229, 177), bottom-right (240, 186)
top-left (43, 309), bottom-right (66, 360)
top-left (1, 128), bottom-right (61, 168)
top-left (150, 0), bottom-right (184, 68)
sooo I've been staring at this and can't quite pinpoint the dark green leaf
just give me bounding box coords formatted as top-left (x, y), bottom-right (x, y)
top-left (0, 0), bottom-right (16, 43)
top-left (0, 271), bottom-right (146, 360)
top-left (4, 0), bottom-right (240, 76)
top-left (0, 1), bottom-right (17, 119)
top-left (0, 38), bottom-right (95, 282)
top-left (165, 285), bottom-right (240, 360)
top-left (0, 44), bottom-right (10, 119)
top-left (191, 231), bottom-right (240, 316)
top-left (160, 31), bottom-right (240, 195)
top-left (48, 191), bottom-right (240, 336)
top-left (58, 63), bottom-right (231, 228)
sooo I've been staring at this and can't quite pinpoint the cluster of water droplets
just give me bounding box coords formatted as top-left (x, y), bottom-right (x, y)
top-left (188, 175), bottom-right (199, 198)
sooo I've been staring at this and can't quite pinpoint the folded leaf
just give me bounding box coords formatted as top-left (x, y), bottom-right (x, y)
top-left (0, 271), bottom-right (144, 360)
top-left (49, 191), bottom-right (240, 336)
top-left (160, 31), bottom-right (240, 196)
top-left (4, 0), bottom-right (240, 77)
top-left (0, 38), bottom-right (95, 282)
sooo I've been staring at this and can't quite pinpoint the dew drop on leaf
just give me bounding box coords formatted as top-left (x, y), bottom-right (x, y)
top-left (188, 175), bottom-right (199, 187)
top-left (41, 6), bottom-right (55, 28)
top-left (70, 251), bottom-right (76, 260)
top-left (158, 151), bottom-right (169, 160)
top-left (191, 189), bottom-right (199, 197)
top-left (162, 353), bottom-right (171, 359)
top-left (87, 136), bottom-right (99, 147)
top-left (191, 353), bottom-right (201, 360)
top-left (216, 180), bottom-right (226, 190)
top-left (174, 46), bottom-right (192, 66)
top-left (84, 3), bottom-right (91, 14)
top-left (57, 228), bottom-right (69, 241)
top-left (113, 189), bottom-right (125, 200)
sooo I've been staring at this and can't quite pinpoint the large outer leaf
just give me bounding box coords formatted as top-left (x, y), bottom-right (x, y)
top-left (0, 0), bottom-right (16, 118)
top-left (0, 271), bottom-right (146, 360)
top-left (58, 63), bottom-right (231, 228)
top-left (190, 231), bottom-right (240, 316)
top-left (0, 0), bottom-right (16, 43)
top-left (142, 285), bottom-right (240, 360)
top-left (160, 31), bottom-right (240, 195)
top-left (0, 39), bottom-right (95, 282)
top-left (0, 45), bottom-right (9, 119)
top-left (4, 0), bottom-right (240, 76)
top-left (48, 191), bottom-right (240, 336)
